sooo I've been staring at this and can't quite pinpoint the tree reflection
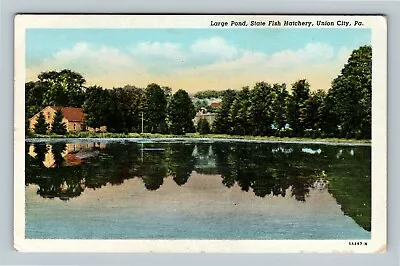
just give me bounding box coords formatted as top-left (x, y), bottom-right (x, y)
top-left (167, 143), bottom-right (196, 186)
top-left (25, 140), bottom-right (371, 231)
top-left (51, 143), bottom-right (67, 168)
top-left (212, 143), bottom-right (320, 200)
top-left (139, 145), bottom-right (168, 191)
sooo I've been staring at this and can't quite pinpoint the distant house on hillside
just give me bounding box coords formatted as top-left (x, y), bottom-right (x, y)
top-left (29, 106), bottom-right (106, 133)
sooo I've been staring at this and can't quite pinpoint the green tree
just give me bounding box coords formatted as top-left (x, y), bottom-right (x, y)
top-left (34, 112), bottom-right (49, 134)
top-left (248, 82), bottom-right (274, 136)
top-left (83, 86), bottom-right (111, 130)
top-left (123, 86), bottom-right (144, 133)
top-left (38, 69), bottom-right (86, 108)
top-left (167, 89), bottom-right (196, 135)
top-left (271, 83), bottom-right (289, 133)
top-left (142, 83), bottom-right (168, 133)
top-left (320, 93), bottom-right (340, 137)
top-left (194, 90), bottom-right (225, 99)
top-left (194, 99), bottom-right (209, 112)
top-left (25, 81), bottom-right (46, 134)
top-left (108, 89), bottom-right (128, 133)
top-left (197, 118), bottom-right (211, 134)
top-left (304, 90), bottom-right (326, 137)
top-left (162, 86), bottom-right (173, 103)
top-left (108, 87), bottom-right (143, 133)
top-left (287, 79), bottom-right (311, 136)
top-left (328, 45), bottom-right (372, 139)
top-left (25, 81), bottom-right (44, 118)
top-left (51, 111), bottom-right (67, 135)
top-left (213, 89), bottom-right (237, 134)
top-left (228, 87), bottom-right (251, 135)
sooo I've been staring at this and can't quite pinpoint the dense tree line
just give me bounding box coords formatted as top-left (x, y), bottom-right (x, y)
top-left (25, 45), bottom-right (371, 139)
top-left (213, 45), bottom-right (372, 139)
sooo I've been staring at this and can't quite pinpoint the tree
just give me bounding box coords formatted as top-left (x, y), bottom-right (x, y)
top-left (248, 82), bottom-right (274, 136)
top-left (122, 86), bottom-right (144, 133)
top-left (271, 83), bottom-right (289, 133)
top-left (194, 90), bottom-right (225, 99)
top-left (328, 45), bottom-right (372, 139)
top-left (25, 81), bottom-right (44, 119)
top-left (83, 86), bottom-right (112, 130)
top-left (194, 99), bottom-right (209, 112)
top-left (228, 87), bottom-right (251, 135)
top-left (107, 87), bottom-right (143, 133)
top-left (142, 83), bottom-right (168, 133)
top-left (197, 118), bottom-right (211, 134)
top-left (162, 86), bottom-right (173, 103)
top-left (167, 89), bottom-right (196, 135)
top-left (51, 111), bottom-right (67, 135)
top-left (84, 86), bottom-right (144, 133)
top-left (320, 93), bottom-right (340, 137)
top-left (287, 79), bottom-right (311, 136)
top-left (39, 69), bottom-right (86, 108)
top-left (304, 90), bottom-right (326, 137)
top-left (34, 112), bottom-right (49, 134)
top-left (213, 89), bottom-right (237, 134)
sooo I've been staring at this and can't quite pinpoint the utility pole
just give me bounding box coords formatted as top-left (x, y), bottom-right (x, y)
top-left (141, 112), bottom-right (144, 134)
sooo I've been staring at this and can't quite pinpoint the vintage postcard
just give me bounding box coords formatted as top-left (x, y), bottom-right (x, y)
top-left (14, 15), bottom-right (387, 253)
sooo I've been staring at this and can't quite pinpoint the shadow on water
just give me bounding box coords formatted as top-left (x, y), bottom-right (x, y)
top-left (25, 140), bottom-right (371, 231)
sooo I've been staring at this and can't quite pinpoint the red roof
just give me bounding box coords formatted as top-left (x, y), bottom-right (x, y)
top-left (210, 102), bottom-right (221, 108)
top-left (51, 107), bottom-right (84, 122)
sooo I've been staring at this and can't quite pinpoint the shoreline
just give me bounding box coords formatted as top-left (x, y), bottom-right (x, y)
top-left (25, 133), bottom-right (371, 146)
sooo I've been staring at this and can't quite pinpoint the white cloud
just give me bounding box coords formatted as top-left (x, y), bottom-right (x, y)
top-left (130, 42), bottom-right (184, 60)
top-left (129, 38), bottom-right (240, 63)
top-left (190, 37), bottom-right (239, 59)
top-left (52, 42), bottom-right (136, 70)
top-left (268, 42), bottom-right (335, 68)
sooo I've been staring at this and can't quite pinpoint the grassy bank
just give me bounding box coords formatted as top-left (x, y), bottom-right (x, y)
top-left (26, 132), bottom-right (371, 144)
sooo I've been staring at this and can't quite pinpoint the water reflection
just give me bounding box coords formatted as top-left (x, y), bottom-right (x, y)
top-left (25, 141), bottom-right (371, 231)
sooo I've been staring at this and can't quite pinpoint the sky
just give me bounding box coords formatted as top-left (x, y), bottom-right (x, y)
top-left (26, 28), bottom-right (371, 93)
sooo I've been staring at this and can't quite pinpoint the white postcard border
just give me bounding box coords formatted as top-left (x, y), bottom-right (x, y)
top-left (14, 14), bottom-right (387, 253)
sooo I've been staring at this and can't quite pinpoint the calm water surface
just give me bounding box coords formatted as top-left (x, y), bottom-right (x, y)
top-left (25, 139), bottom-right (371, 239)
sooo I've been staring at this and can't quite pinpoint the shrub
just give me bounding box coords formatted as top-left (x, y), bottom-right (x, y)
top-left (197, 118), bottom-right (211, 135)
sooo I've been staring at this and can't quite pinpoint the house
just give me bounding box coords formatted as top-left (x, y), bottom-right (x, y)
top-left (29, 106), bottom-right (106, 133)
top-left (193, 110), bottom-right (217, 126)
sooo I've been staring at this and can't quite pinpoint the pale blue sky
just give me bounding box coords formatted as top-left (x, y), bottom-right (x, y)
top-left (26, 28), bottom-right (371, 92)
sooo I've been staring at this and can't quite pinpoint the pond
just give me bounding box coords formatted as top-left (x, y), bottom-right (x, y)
top-left (25, 139), bottom-right (371, 240)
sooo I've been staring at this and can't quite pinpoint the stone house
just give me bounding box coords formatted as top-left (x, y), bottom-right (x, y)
top-left (193, 107), bottom-right (217, 126)
top-left (29, 106), bottom-right (106, 133)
